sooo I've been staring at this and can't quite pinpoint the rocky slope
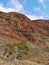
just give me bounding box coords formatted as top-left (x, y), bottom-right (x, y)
top-left (0, 12), bottom-right (49, 42)
top-left (0, 11), bottom-right (49, 65)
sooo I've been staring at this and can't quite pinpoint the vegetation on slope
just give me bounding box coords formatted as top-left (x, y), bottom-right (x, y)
top-left (3, 42), bottom-right (29, 60)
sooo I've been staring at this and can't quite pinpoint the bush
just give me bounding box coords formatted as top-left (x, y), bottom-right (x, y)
top-left (3, 43), bottom-right (15, 57)
top-left (17, 42), bottom-right (29, 51)
top-left (17, 42), bottom-right (29, 55)
top-left (3, 42), bottom-right (29, 60)
top-left (17, 52), bottom-right (23, 60)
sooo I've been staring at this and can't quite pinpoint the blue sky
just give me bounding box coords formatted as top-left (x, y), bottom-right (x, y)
top-left (0, 0), bottom-right (49, 20)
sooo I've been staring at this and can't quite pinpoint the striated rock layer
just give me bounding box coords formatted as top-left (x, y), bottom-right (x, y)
top-left (0, 12), bottom-right (49, 43)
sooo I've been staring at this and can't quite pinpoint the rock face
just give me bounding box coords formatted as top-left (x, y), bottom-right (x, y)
top-left (0, 12), bottom-right (49, 43)
top-left (0, 12), bottom-right (49, 65)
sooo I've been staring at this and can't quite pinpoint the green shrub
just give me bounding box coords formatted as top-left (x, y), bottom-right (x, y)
top-left (3, 43), bottom-right (15, 57)
top-left (3, 42), bottom-right (29, 60)
top-left (17, 52), bottom-right (23, 60)
top-left (17, 42), bottom-right (29, 51)
top-left (17, 42), bottom-right (29, 55)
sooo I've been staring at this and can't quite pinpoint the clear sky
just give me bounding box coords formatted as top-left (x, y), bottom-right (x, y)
top-left (0, 0), bottom-right (49, 20)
